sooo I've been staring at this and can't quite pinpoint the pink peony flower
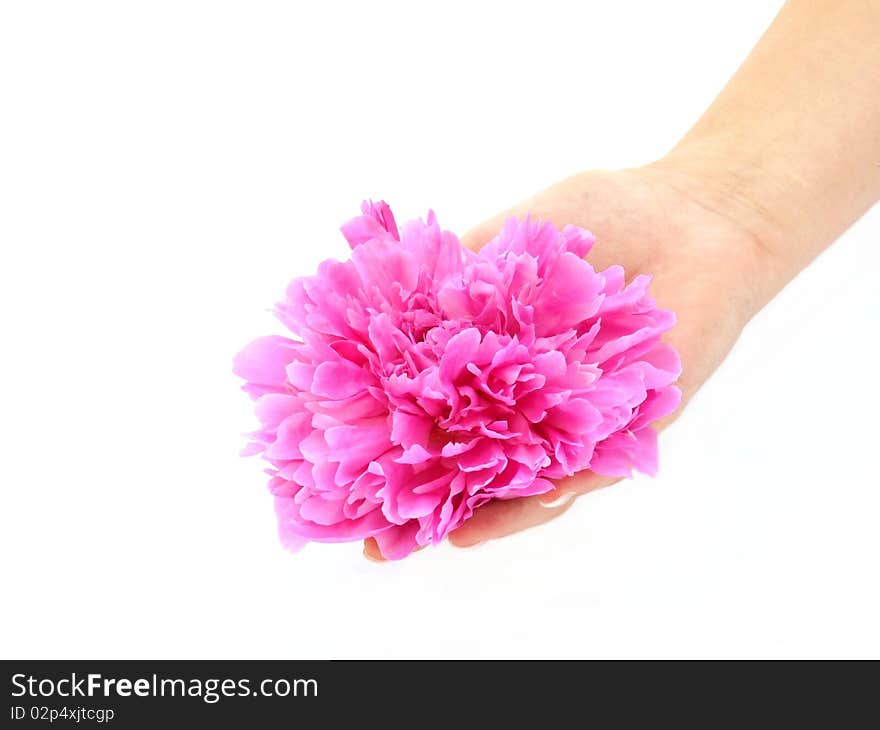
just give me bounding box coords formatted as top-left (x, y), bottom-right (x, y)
top-left (234, 201), bottom-right (681, 559)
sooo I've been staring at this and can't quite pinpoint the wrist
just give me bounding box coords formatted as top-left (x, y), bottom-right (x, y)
top-left (645, 146), bottom-right (799, 308)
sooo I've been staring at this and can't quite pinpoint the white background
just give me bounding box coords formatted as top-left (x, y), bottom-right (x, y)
top-left (2, 1), bottom-right (878, 659)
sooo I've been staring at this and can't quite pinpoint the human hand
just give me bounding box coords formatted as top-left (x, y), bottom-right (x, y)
top-left (364, 164), bottom-right (772, 558)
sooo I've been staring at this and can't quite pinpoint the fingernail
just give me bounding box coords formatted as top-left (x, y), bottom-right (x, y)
top-left (538, 490), bottom-right (576, 509)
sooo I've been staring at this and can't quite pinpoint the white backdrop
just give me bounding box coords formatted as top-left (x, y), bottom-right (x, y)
top-left (2, 0), bottom-right (878, 659)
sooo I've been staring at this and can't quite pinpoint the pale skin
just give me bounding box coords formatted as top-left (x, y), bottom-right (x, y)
top-left (365, 0), bottom-right (880, 560)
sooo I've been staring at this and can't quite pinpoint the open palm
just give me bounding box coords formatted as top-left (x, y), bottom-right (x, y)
top-left (365, 165), bottom-right (767, 558)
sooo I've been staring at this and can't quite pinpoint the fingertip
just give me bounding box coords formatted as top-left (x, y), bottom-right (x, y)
top-left (363, 537), bottom-right (385, 562)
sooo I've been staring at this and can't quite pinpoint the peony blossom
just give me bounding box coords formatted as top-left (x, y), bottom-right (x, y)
top-left (234, 201), bottom-right (681, 559)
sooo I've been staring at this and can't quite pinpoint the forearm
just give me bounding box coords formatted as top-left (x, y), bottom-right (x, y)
top-left (655, 0), bottom-right (880, 305)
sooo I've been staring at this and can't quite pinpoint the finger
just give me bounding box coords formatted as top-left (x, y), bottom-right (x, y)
top-left (363, 538), bottom-right (429, 562)
top-left (363, 537), bottom-right (385, 562)
top-left (448, 471), bottom-right (617, 548)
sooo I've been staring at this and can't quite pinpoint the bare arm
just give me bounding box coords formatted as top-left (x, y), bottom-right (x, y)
top-left (658, 0), bottom-right (880, 304)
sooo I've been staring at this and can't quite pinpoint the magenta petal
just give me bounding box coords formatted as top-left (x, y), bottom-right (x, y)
top-left (233, 336), bottom-right (297, 392)
top-left (254, 394), bottom-right (301, 429)
top-left (439, 328), bottom-right (481, 383)
top-left (396, 486), bottom-right (444, 519)
top-left (531, 252), bottom-right (604, 336)
top-left (591, 427), bottom-right (660, 478)
top-left (390, 410), bottom-right (433, 449)
top-left (298, 494), bottom-right (347, 525)
top-left (311, 360), bottom-right (374, 399)
top-left (395, 444), bottom-right (433, 464)
top-left (276, 493), bottom-right (389, 542)
top-left (277, 522), bottom-right (309, 553)
top-left (264, 413), bottom-right (311, 460)
top-left (340, 199), bottom-right (400, 248)
top-left (372, 522), bottom-right (420, 560)
top-left (632, 386), bottom-right (682, 428)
